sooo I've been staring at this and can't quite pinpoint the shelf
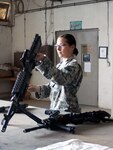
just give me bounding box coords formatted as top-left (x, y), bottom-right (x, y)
top-left (0, 77), bottom-right (16, 81)
top-left (0, 77), bottom-right (15, 100)
top-left (0, 92), bottom-right (10, 100)
top-left (0, 76), bottom-right (31, 100)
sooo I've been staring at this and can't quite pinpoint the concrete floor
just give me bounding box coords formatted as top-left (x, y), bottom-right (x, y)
top-left (0, 99), bottom-right (113, 150)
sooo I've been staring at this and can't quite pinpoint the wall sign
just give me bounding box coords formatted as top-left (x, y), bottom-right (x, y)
top-left (83, 54), bottom-right (90, 62)
top-left (70, 21), bottom-right (82, 30)
top-left (99, 46), bottom-right (108, 59)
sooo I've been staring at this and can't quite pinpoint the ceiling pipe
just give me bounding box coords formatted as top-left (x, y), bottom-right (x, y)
top-left (25, 0), bottom-right (113, 13)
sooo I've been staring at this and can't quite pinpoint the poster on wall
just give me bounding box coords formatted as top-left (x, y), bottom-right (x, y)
top-left (99, 46), bottom-right (108, 59)
top-left (84, 62), bottom-right (91, 72)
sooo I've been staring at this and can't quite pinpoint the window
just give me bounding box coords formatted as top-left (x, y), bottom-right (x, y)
top-left (0, 1), bottom-right (14, 26)
top-left (0, 2), bottom-right (10, 22)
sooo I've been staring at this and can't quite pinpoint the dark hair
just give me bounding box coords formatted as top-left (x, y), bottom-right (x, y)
top-left (60, 34), bottom-right (78, 56)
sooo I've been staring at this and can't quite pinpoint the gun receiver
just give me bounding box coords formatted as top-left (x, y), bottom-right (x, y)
top-left (11, 34), bottom-right (41, 101)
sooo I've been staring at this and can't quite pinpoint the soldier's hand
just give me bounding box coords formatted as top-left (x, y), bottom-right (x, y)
top-left (27, 84), bottom-right (40, 92)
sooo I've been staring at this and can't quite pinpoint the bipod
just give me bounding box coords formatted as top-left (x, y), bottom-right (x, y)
top-left (1, 95), bottom-right (43, 133)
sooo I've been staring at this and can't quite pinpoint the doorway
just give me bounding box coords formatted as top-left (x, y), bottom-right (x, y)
top-left (55, 28), bottom-right (99, 106)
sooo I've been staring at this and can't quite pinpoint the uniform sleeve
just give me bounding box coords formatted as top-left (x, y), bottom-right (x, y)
top-left (35, 83), bottom-right (51, 99)
top-left (35, 56), bottom-right (82, 86)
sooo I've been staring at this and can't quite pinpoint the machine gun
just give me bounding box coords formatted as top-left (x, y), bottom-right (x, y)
top-left (1, 34), bottom-right (42, 132)
top-left (23, 109), bottom-right (113, 134)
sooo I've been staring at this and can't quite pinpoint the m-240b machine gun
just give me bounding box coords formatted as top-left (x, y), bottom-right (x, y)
top-left (1, 34), bottom-right (42, 132)
top-left (23, 109), bottom-right (113, 134)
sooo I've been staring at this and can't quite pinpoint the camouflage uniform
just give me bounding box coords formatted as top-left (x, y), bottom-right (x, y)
top-left (35, 55), bottom-right (83, 113)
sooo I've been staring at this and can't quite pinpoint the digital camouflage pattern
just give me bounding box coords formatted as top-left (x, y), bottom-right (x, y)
top-left (35, 55), bottom-right (83, 113)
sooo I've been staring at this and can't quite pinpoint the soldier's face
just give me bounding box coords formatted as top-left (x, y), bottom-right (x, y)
top-left (55, 37), bottom-right (75, 59)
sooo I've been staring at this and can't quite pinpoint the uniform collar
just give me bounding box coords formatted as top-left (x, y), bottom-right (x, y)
top-left (62, 55), bottom-right (76, 63)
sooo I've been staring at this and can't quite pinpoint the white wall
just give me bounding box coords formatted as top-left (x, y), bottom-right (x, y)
top-left (53, 2), bottom-right (113, 109)
top-left (109, 2), bottom-right (113, 117)
top-left (10, 0), bottom-right (113, 110)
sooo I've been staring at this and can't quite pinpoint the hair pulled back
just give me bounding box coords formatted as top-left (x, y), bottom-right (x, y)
top-left (60, 34), bottom-right (78, 56)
